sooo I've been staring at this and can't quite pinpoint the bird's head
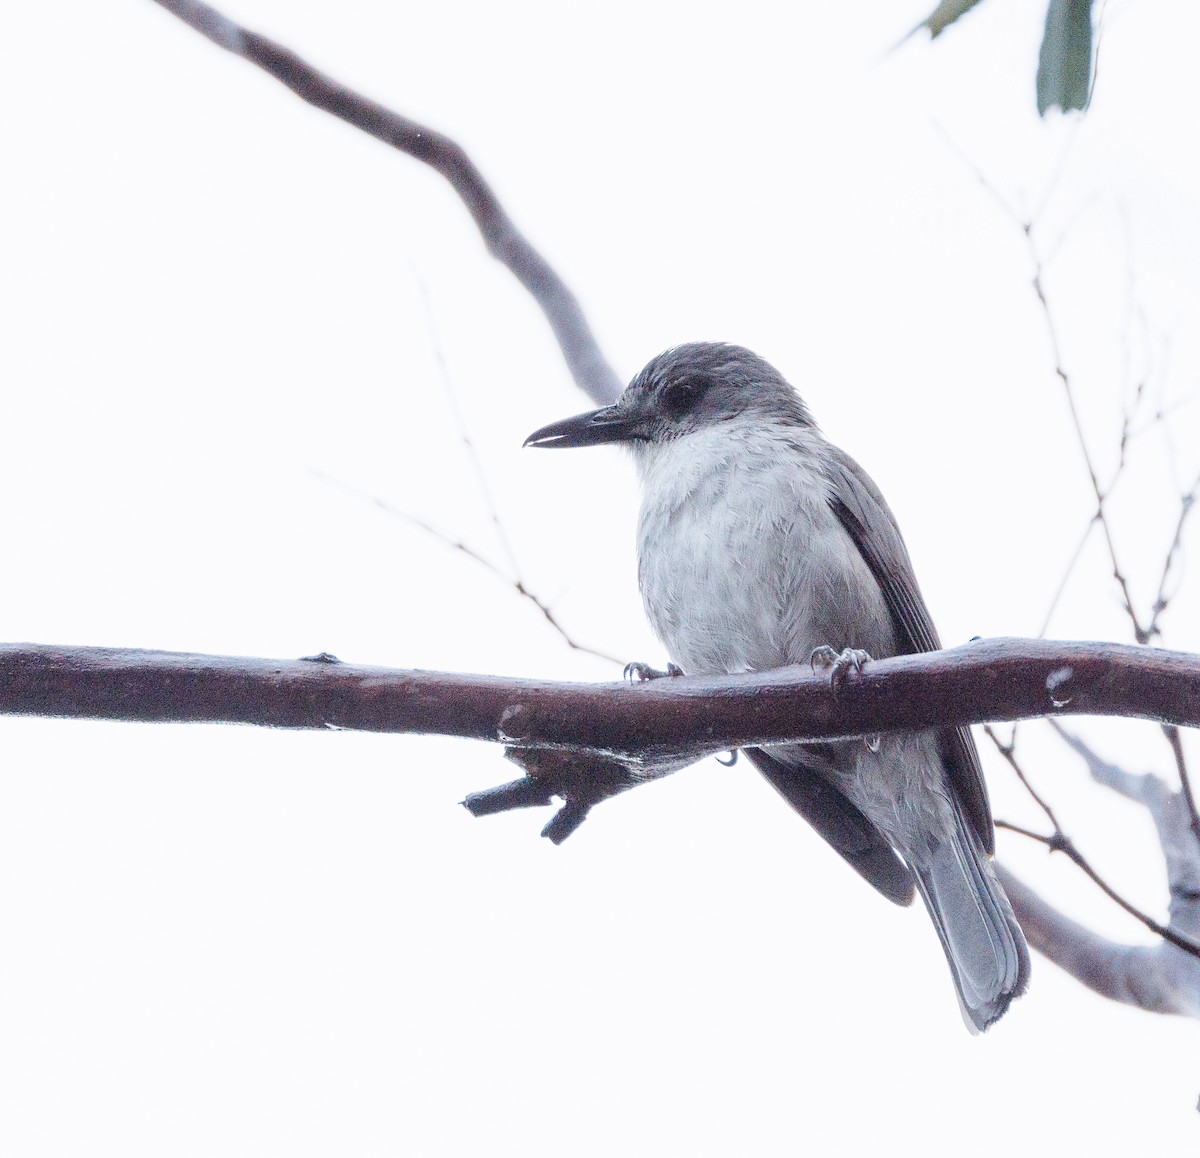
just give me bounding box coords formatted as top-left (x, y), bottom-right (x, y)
top-left (524, 343), bottom-right (814, 451)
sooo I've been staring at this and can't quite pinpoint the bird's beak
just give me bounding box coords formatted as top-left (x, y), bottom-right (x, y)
top-left (523, 405), bottom-right (637, 448)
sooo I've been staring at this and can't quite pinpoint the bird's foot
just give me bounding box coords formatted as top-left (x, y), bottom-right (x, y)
top-left (809, 646), bottom-right (872, 692)
top-left (623, 660), bottom-right (684, 683)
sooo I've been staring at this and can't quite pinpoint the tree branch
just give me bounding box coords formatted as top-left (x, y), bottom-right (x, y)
top-left (1, 639), bottom-right (1197, 755)
top-left (129, 2), bottom-right (1200, 1023)
top-left (149, 0), bottom-right (623, 406)
top-left (995, 820), bottom-right (1200, 957)
top-left (1050, 720), bottom-right (1200, 931)
top-left (310, 469), bottom-right (624, 667)
top-left (996, 864), bottom-right (1200, 1017)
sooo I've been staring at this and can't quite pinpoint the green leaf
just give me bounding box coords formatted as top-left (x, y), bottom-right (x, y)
top-left (916, 0), bottom-right (988, 38)
top-left (1037, 0), bottom-right (1095, 115)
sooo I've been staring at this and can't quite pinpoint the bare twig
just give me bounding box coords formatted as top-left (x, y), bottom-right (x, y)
top-left (150, 0), bottom-right (622, 406)
top-left (403, 278), bottom-right (625, 666)
top-left (983, 722), bottom-right (1061, 830)
top-left (1025, 226), bottom-right (1147, 641)
top-left (936, 135), bottom-right (1197, 647)
top-left (412, 272), bottom-right (525, 582)
top-left (989, 718), bottom-right (1200, 960)
top-left (310, 468), bottom-right (623, 666)
top-left (1036, 521), bottom-right (1092, 638)
top-left (1049, 720), bottom-right (1200, 917)
top-left (995, 820), bottom-right (1200, 959)
top-left (1147, 469), bottom-right (1200, 641)
top-left (1163, 724), bottom-right (1200, 845)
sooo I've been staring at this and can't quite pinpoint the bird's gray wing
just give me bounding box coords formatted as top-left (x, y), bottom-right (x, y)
top-left (823, 446), bottom-right (995, 855)
top-left (744, 747), bottom-right (915, 905)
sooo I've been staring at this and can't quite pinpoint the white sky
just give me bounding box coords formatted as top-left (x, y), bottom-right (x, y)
top-left (2, 0), bottom-right (1199, 1153)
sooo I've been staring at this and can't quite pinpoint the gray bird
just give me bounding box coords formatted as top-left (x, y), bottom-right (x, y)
top-left (525, 342), bottom-right (1030, 1031)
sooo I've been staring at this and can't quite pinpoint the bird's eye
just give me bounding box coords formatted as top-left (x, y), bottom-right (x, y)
top-left (661, 377), bottom-right (708, 420)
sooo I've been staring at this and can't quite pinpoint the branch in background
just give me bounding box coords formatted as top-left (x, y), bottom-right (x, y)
top-left (150, 0), bottom-right (622, 406)
top-left (991, 713), bottom-right (1200, 964)
top-left (413, 272), bottom-right (526, 583)
top-left (1036, 521), bottom-right (1091, 638)
top-left (166, 0), bottom-right (630, 664)
top-left (935, 133), bottom-right (1193, 648)
top-left (985, 722), bottom-right (1063, 830)
top-left (995, 820), bottom-right (1200, 958)
top-left (310, 468), bottom-right (623, 666)
top-left (996, 864), bottom-right (1200, 1016)
top-left (963, 159), bottom-right (1200, 1008)
top-left (1148, 469), bottom-right (1200, 641)
top-left (1025, 223), bottom-right (1148, 641)
top-left (990, 720), bottom-right (1200, 1005)
top-left (410, 277), bottom-right (625, 667)
top-left (1059, 723), bottom-right (1200, 903)
top-left (149, 1), bottom-right (1199, 1017)
top-left (1161, 724), bottom-right (1200, 847)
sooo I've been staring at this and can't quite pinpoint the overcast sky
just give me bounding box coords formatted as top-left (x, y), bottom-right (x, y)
top-left (2, 0), bottom-right (1199, 1153)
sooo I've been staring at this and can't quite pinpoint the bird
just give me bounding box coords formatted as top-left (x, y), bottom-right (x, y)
top-left (524, 341), bottom-right (1030, 1032)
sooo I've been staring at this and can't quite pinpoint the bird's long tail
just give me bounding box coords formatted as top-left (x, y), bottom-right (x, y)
top-left (912, 814), bottom-right (1031, 1033)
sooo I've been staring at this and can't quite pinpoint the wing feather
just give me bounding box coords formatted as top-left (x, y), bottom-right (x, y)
top-left (744, 747), bottom-right (915, 905)
top-left (824, 447), bottom-right (995, 854)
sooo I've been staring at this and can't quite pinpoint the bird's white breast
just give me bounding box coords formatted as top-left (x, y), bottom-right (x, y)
top-left (631, 422), bottom-right (894, 675)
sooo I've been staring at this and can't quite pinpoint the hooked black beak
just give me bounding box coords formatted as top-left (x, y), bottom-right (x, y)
top-left (524, 405), bottom-right (637, 448)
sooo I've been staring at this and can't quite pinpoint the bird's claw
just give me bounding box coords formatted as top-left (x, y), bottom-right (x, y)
top-left (624, 660), bottom-right (684, 683)
top-left (809, 646), bottom-right (872, 692)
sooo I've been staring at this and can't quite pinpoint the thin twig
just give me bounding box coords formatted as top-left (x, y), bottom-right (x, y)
top-left (930, 122), bottom-right (1024, 228)
top-left (412, 270), bottom-right (524, 581)
top-left (150, 0), bottom-right (622, 406)
top-left (935, 134), bottom-right (1184, 647)
top-left (995, 819), bottom-right (1200, 959)
top-left (1025, 225), bottom-right (1147, 641)
top-left (1036, 189), bottom-right (1101, 270)
top-left (310, 469), bottom-right (623, 666)
top-left (1147, 469), bottom-right (1200, 640)
top-left (983, 723), bottom-right (1061, 831)
top-left (1037, 520), bottom-right (1093, 638)
top-left (1087, 0), bottom-right (1112, 112)
top-left (1162, 724), bottom-right (1200, 846)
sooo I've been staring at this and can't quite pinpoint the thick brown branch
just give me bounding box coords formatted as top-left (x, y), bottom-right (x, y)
top-left (0, 639), bottom-right (1197, 757)
top-left (150, 0), bottom-right (622, 406)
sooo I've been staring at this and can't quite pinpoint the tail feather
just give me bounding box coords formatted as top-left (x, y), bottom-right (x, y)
top-left (913, 821), bottom-right (1031, 1033)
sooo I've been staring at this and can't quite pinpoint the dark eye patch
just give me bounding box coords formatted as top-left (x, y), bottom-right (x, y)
top-left (661, 376), bottom-right (709, 420)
